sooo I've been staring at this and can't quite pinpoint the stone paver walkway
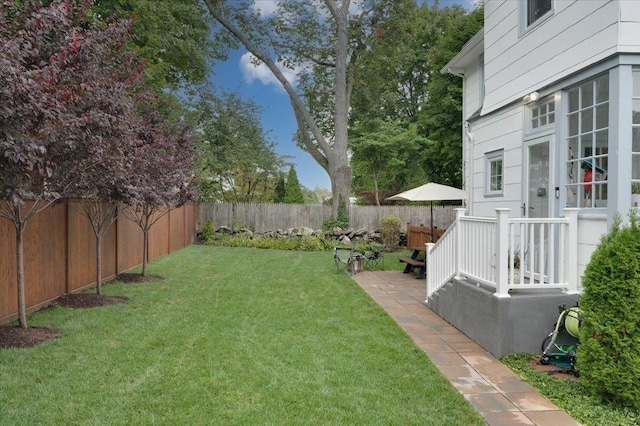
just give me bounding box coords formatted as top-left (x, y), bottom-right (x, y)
top-left (351, 270), bottom-right (581, 426)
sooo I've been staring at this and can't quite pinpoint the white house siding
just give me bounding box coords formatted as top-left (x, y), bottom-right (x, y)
top-left (619, 1), bottom-right (640, 52)
top-left (576, 216), bottom-right (608, 290)
top-left (483, 0), bottom-right (619, 114)
top-left (463, 59), bottom-right (482, 118)
top-left (467, 105), bottom-right (523, 218)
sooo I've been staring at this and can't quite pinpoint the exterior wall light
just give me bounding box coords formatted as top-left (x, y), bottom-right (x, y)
top-left (523, 91), bottom-right (540, 103)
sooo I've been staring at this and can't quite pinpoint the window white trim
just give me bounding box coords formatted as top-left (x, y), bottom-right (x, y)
top-left (485, 149), bottom-right (504, 197)
top-left (519, 0), bottom-right (554, 37)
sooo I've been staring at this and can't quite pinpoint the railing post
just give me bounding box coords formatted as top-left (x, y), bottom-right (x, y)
top-left (564, 208), bottom-right (580, 294)
top-left (494, 208), bottom-right (510, 298)
top-left (425, 242), bottom-right (435, 301)
top-left (454, 208), bottom-right (466, 279)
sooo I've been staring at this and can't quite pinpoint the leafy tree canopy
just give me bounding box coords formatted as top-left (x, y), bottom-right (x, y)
top-left (348, 2), bottom-right (476, 201)
top-left (418, 5), bottom-right (484, 187)
top-left (350, 119), bottom-right (426, 205)
top-left (190, 89), bottom-right (285, 203)
top-left (94, 0), bottom-right (219, 90)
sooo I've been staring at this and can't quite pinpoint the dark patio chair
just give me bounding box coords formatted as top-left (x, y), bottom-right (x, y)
top-left (334, 247), bottom-right (355, 274)
top-left (363, 243), bottom-right (385, 271)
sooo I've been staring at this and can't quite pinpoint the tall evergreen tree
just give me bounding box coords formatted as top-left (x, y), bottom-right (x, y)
top-left (284, 166), bottom-right (304, 204)
top-left (274, 175), bottom-right (286, 203)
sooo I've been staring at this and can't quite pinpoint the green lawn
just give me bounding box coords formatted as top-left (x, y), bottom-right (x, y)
top-left (0, 245), bottom-right (484, 425)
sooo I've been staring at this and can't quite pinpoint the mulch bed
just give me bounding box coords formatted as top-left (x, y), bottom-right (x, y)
top-left (1, 273), bottom-right (163, 350)
top-left (115, 273), bottom-right (164, 283)
top-left (1, 291), bottom-right (133, 350)
top-left (56, 293), bottom-right (129, 309)
top-left (0, 326), bottom-right (62, 349)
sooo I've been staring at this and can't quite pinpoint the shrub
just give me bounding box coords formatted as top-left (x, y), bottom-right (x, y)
top-left (380, 215), bottom-right (402, 249)
top-left (322, 218), bottom-right (341, 232)
top-left (201, 220), bottom-right (216, 244)
top-left (577, 212), bottom-right (640, 409)
top-left (322, 196), bottom-right (349, 231)
top-left (207, 235), bottom-right (332, 251)
top-left (337, 195), bottom-right (349, 229)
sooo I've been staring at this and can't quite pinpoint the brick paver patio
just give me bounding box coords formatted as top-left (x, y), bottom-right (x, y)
top-left (351, 270), bottom-right (581, 426)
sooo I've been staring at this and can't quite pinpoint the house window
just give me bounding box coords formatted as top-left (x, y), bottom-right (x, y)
top-left (565, 74), bottom-right (609, 209)
top-left (632, 70), bottom-right (640, 205)
top-left (527, 0), bottom-right (552, 27)
top-left (485, 150), bottom-right (504, 196)
top-left (529, 98), bottom-right (555, 130)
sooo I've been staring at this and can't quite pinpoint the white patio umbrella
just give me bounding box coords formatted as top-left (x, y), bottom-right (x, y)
top-left (386, 182), bottom-right (467, 242)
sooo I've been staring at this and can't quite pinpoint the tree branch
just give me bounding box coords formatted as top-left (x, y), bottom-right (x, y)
top-left (203, 0), bottom-right (333, 157)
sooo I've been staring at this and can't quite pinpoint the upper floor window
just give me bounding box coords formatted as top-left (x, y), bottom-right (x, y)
top-left (565, 74), bottom-right (609, 209)
top-left (527, 0), bottom-right (552, 27)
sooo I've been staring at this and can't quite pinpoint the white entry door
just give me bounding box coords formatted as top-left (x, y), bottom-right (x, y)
top-left (525, 138), bottom-right (552, 219)
top-left (523, 136), bottom-right (554, 282)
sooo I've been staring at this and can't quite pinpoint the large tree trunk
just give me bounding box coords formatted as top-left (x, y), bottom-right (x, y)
top-left (329, 1), bottom-right (352, 219)
top-left (330, 163), bottom-right (352, 219)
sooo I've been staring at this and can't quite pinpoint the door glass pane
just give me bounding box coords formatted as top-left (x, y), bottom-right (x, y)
top-left (528, 142), bottom-right (549, 218)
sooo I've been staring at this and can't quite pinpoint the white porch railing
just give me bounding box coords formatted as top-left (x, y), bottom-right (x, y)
top-left (425, 208), bottom-right (580, 298)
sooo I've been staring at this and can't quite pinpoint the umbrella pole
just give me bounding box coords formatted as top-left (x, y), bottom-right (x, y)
top-left (430, 201), bottom-right (434, 243)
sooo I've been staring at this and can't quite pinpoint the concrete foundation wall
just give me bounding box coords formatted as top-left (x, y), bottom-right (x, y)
top-left (427, 278), bottom-right (579, 358)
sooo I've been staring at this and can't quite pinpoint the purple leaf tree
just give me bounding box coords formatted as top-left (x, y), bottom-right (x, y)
top-left (63, 17), bottom-right (147, 296)
top-left (0, 0), bottom-right (140, 326)
top-left (124, 94), bottom-right (197, 277)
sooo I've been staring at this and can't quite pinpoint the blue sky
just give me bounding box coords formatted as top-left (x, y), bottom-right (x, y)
top-left (208, 0), bottom-right (476, 190)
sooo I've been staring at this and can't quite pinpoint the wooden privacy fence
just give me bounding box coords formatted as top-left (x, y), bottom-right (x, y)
top-left (0, 201), bottom-right (198, 324)
top-left (199, 202), bottom-right (459, 233)
top-left (406, 224), bottom-right (446, 248)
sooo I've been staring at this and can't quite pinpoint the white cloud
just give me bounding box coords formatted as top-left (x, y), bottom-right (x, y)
top-left (252, 0), bottom-right (279, 17)
top-left (239, 52), bottom-right (301, 90)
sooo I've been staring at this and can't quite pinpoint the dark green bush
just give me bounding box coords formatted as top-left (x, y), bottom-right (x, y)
top-left (201, 220), bottom-right (216, 244)
top-left (577, 212), bottom-right (640, 409)
top-left (380, 215), bottom-right (402, 249)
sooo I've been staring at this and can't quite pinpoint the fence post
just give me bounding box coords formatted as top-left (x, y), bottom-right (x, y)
top-left (564, 208), bottom-right (580, 294)
top-left (454, 208), bottom-right (466, 279)
top-left (425, 242), bottom-right (435, 301)
top-left (494, 208), bottom-right (510, 298)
